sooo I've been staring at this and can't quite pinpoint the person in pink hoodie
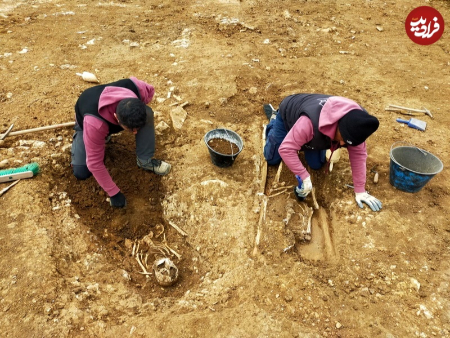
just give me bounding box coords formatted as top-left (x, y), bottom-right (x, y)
top-left (71, 77), bottom-right (171, 208)
top-left (263, 93), bottom-right (382, 211)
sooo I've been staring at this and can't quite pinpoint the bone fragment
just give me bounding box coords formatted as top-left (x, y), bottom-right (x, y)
top-left (271, 185), bottom-right (295, 192)
top-left (269, 189), bottom-right (288, 198)
top-left (374, 172), bottom-right (379, 183)
top-left (168, 221), bottom-right (188, 237)
top-left (272, 162), bottom-right (283, 188)
top-left (135, 252), bottom-right (151, 277)
top-left (284, 200), bottom-right (295, 226)
top-left (165, 243), bottom-right (181, 260)
top-left (302, 207), bottom-right (314, 241)
top-left (163, 234), bottom-right (181, 259)
top-left (283, 244), bottom-right (295, 253)
top-left (131, 241), bottom-right (137, 257)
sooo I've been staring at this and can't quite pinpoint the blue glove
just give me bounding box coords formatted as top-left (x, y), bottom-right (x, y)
top-left (294, 175), bottom-right (312, 201)
top-left (110, 191), bottom-right (127, 208)
top-left (355, 192), bottom-right (382, 211)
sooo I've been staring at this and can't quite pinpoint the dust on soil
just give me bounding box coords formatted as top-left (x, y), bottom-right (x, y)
top-left (1, 0), bottom-right (450, 337)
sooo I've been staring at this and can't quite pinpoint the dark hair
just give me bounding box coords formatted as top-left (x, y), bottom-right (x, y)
top-left (116, 98), bottom-right (147, 129)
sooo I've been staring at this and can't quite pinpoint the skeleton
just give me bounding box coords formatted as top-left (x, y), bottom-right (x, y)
top-left (130, 229), bottom-right (182, 279)
top-left (283, 200), bottom-right (315, 251)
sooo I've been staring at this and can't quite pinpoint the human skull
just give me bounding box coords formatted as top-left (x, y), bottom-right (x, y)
top-left (152, 257), bottom-right (179, 286)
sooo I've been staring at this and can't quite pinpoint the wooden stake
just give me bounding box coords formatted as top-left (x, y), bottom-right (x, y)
top-left (260, 124), bottom-right (268, 194)
top-left (311, 188), bottom-right (319, 210)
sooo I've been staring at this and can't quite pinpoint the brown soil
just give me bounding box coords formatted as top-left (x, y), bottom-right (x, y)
top-left (208, 138), bottom-right (240, 155)
top-left (1, 1), bottom-right (450, 337)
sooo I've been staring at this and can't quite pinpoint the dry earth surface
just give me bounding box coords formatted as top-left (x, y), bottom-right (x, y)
top-left (1, 0), bottom-right (450, 337)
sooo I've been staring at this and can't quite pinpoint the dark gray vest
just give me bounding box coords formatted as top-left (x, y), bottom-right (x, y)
top-left (74, 79), bottom-right (141, 134)
top-left (279, 93), bottom-right (333, 150)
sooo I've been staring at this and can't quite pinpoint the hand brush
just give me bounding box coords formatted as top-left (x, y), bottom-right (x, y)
top-left (396, 118), bottom-right (427, 131)
top-left (0, 162), bottom-right (40, 183)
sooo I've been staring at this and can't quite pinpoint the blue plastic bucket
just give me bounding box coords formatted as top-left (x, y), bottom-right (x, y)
top-left (389, 143), bottom-right (443, 193)
top-left (204, 128), bottom-right (244, 168)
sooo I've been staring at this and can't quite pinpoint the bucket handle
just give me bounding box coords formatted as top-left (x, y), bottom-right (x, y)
top-left (223, 129), bottom-right (235, 156)
top-left (390, 140), bottom-right (428, 156)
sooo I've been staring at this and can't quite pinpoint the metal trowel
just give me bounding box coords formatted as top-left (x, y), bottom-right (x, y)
top-left (396, 118), bottom-right (427, 131)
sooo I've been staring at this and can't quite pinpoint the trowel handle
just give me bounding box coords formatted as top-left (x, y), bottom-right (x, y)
top-left (396, 118), bottom-right (410, 124)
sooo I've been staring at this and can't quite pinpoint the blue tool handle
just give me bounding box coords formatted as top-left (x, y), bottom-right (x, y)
top-left (396, 118), bottom-right (410, 124)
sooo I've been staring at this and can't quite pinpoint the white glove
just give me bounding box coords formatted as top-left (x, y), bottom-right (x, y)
top-left (355, 192), bottom-right (382, 211)
top-left (302, 176), bottom-right (313, 194)
top-left (295, 176), bottom-right (313, 199)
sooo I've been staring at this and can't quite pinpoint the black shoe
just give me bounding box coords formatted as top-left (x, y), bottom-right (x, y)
top-left (263, 104), bottom-right (277, 121)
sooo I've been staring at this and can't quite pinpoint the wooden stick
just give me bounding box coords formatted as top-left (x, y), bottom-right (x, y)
top-left (253, 195), bottom-right (268, 256)
top-left (3, 122), bottom-right (75, 138)
top-left (260, 124), bottom-right (268, 194)
top-left (168, 221), bottom-right (188, 237)
top-left (260, 162), bottom-right (268, 194)
top-left (311, 188), bottom-right (319, 210)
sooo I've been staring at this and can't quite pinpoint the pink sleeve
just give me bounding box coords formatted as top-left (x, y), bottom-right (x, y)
top-left (84, 116), bottom-right (120, 197)
top-left (348, 143), bottom-right (368, 193)
top-left (130, 77), bottom-right (154, 104)
top-left (279, 116), bottom-right (314, 180)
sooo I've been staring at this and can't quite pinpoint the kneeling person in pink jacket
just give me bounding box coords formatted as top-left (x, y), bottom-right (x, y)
top-left (71, 77), bottom-right (171, 208)
top-left (263, 93), bottom-right (381, 212)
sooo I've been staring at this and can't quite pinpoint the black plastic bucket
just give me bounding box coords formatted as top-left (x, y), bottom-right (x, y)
top-left (389, 143), bottom-right (443, 193)
top-left (204, 128), bottom-right (244, 168)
